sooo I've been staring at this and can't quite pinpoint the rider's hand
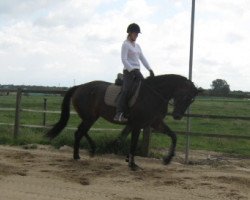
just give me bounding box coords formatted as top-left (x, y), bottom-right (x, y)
top-left (149, 70), bottom-right (154, 77)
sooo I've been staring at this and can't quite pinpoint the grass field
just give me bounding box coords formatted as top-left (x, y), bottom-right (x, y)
top-left (0, 94), bottom-right (249, 157)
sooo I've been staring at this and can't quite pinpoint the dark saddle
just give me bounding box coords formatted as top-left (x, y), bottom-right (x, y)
top-left (104, 74), bottom-right (141, 107)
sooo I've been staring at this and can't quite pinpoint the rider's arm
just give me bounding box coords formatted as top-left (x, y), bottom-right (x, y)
top-left (137, 44), bottom-right (151, 71)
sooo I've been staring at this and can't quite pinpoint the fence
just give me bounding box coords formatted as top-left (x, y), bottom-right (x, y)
top-left (0, 88), bottom-right (250, 158)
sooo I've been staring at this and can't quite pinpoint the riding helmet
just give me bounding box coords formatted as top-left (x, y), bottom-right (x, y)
top-left (127, 23), bottom-right (141, 33)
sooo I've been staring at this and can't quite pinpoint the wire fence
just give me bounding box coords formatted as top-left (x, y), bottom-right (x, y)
top-left (0, 88), bottom-right (250, 158)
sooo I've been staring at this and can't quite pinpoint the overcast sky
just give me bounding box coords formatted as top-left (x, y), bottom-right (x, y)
top-left (0, 0), bottom-right (249, 91)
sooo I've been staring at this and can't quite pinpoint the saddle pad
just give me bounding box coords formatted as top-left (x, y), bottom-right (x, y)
top-left (104, 83), bottom-right (141, 107)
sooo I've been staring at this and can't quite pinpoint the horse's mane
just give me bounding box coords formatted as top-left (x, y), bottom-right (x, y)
top-left (145, 74), bottom-right (189, 87)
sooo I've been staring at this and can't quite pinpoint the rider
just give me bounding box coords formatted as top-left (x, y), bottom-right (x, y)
top-left (114, 23), bottom-right (154, 122)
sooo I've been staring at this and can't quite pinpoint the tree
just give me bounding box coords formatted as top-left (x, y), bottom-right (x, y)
top-left (210, 79), bottom-right (230, 96)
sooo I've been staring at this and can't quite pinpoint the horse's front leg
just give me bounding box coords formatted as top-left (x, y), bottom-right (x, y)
top-left (128, 128), bottom-right (141, 170)
top-left (112, 125), bottom-right (131, 152)
top-left (106, 125), bottom-right (131, 155)
top-left (153, 121), bottom-right (177, 165)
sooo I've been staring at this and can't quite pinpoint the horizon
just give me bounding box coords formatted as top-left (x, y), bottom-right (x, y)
top-left (1, 81), bottom-right (249, 93)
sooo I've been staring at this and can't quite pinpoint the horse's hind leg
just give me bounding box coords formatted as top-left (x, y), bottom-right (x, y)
top-left (128, 128), bottom-right (141, 170)
top-left (73, 120), bottom-right (96, 160)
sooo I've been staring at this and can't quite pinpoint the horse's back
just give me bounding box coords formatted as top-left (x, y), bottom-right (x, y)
top-left (71, 81), bottom-right (111, 119)
top-left (73, 81), bottom-right (110, 101)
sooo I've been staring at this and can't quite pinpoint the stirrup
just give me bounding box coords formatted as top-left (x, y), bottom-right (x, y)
top-left (114, 113), bottom-right (128, 122)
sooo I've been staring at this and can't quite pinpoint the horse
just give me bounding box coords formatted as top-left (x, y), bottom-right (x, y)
top-left (45, 74), bottom-right (201, 170)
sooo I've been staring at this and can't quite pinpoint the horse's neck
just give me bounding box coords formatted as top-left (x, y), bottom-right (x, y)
top-left (149, 81), bottom-right (177, 100)
top-left (145, 77), bottom-right (180, 100)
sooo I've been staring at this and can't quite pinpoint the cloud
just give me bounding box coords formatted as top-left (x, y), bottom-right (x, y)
top-left (123, 0), bottom-right (157, 20)
top-left (0, 0), bottom-right (250, 91)
top-left (34, 1), bottom-right (102, 27)
top-left (190, 0), bottom-right (250, 91)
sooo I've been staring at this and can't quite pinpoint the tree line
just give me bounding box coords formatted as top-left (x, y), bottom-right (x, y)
top-left (199, 79), bottom-right (250, 98)
top-left (0, 84), bottom-right (67, 91)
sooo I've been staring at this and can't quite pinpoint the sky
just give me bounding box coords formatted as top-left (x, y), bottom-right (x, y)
top-left (0, 0), bottom-right (249, 91)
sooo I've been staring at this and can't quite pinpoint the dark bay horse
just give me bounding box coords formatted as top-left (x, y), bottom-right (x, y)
top-left (46, 74), bottom-right (201, 170)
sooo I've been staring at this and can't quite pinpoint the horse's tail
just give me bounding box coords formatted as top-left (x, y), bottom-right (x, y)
top-left (45, 86), bottom-right (78, 139)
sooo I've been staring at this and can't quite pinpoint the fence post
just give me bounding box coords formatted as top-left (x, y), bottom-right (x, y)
top-left (14, 88), bottom-right (22, 139)
top-left (141, 126), bottom-right (151, 157)
top-left (43, 98), bottom-right (47, 126)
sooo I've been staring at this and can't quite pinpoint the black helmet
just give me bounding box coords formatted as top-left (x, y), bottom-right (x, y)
top-left (127, 23), bottom-right (141, 33)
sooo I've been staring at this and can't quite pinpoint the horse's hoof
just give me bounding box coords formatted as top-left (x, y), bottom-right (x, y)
top-left (129, 164), bottom-right (139, 171)
top-left (129, 163), bottom-right (143, 171)
top-left (74, 155), bottom-right (80, 160)
top-left (162, 157), bottom-right (172, 165)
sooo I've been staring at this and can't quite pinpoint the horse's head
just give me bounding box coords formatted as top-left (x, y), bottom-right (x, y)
top-left (172, 80), bottom-right (202, 120)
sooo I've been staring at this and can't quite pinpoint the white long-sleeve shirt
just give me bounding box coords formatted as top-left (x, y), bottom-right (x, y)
top-left (121, 39), bottom-right (151, 72)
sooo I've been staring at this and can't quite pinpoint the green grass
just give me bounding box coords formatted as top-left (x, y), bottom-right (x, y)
top-left (0, 95), bottom-right (250, 157)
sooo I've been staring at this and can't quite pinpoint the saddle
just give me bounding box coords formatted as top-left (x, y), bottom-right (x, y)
top-left (104, 76), bottom-right (141, 107)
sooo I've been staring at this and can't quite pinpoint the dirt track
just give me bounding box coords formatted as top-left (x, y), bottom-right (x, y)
top-left (0, 145), bottom-right (249, 200)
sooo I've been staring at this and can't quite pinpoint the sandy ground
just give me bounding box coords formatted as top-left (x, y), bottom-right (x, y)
top-left (0, 145), bottom-right (249, 200)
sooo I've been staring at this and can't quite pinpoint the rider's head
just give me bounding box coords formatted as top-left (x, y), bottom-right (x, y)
top-left (127, 23), bottom-right (141, 34)
top-left (127, 23), bottom-right (141, 42)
